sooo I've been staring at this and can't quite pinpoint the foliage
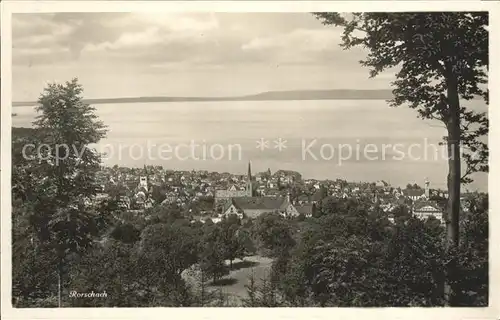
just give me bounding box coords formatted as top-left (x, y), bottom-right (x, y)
top-left (199, 224), bottom-right (227, 284)
top-left (243, 271), bottom-right (287, 307)
top-left (260, 195), bottom-right (487, 307)
top-left (219, 216), bottom-right (241, 268)
top-left (252, 213), bottom-right (296, 257)
top-left (406, 183), bottom-right (422, 190)
top-left (12, 78), bottom-right (108, 306)
top-left (182, 264), bottom-right (228, 307)
top-left (451, 194), bottom-right (488, 305)
top-left (110, 223), bottom-right (141, 244)
top-left (145, 204), bottom-right (184, 225)
top-left (313, 12), bottom-right (488, 304)
top-left (140, 222), bottom-right (200, 278)
top-left (236, 228), bottom-right (257, 260)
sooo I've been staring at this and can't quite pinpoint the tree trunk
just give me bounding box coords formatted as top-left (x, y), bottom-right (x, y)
top-left (200, 270), bottom-right (205, 307)
top-left (57, 268), bottom-right (62, 307)
top-left (444, 72), bottom-right (461, 306)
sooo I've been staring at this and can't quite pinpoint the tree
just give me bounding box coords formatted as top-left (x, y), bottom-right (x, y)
top-left (243, 271), bottom-right (259, 307)
top-left (181, 264), bottom-right (222, 307)
top-left (451, 193), bottom-right (488, 305)
top-left (406, 183), bottom-right (422, 190)
top-left (313, 12), bottom-right (488, 305)
top-left (219, 216), bottom-right (241, 268)
top-left (136, 220), bottom-right (201, 306)
top-left (66, 241), bottom-right (141, 307)
top-left (390, 204), bottom-right (411, 220)
top-left (151, 185), bottom-right (167, 203)
top-left (236, 228), bottom-right (256, 260)
top-left (145, 204), bottom-right (183, 225)
top-left (12, 127), bottom-right (44, 202)
top-left (199, 225), bottom-right (227, 284)
top-left (140, 222), bottom-right (200, 278)
top-left (243, 271), bottom-right (286, 307)
top-left (252, 213), bottom-right (296, 257)
top-left (269, 194), bottom-right (458, 307)
top-left (14, 78), bottom-right (108, 307)
top-left (12, 202), bottom-right (58, 307)
top-left (110, 223), bottom-right (141, 244)
top-left (382, 218), bottom-right (445, 306)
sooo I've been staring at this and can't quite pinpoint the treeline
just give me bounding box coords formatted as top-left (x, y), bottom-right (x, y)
top-left (13, 201), bottom-right (260, 307)
top-left (12, 194), bottom-right (488, 307)
top-left (242, 196), bottom-right (488, 307)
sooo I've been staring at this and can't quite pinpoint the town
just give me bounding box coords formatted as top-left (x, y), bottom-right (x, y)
top-left (89, 162), bottom-right (472, 225)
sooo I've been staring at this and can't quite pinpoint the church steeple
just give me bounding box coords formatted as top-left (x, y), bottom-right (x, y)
top-left (424, 177), bottom-right (430, 199)
top-left (246, 161), bottom-right (253, 196)
top-left (247, 161), bottom-right (252, 181)
top-left (139, 163), bottom-right (149, 192)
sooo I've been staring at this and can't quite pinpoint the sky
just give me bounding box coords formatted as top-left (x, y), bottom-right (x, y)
top-left (12, 12), bottom-right (396, 101)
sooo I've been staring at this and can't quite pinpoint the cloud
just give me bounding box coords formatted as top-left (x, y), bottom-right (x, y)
top-left (12, 12), bottom-right (403, 101)
top-left (13, 12), bottom-right (348, 68)
top-left (13, 13), bottom-right (137, 63)
top-left (86, 27), bottom-right (163, 51)
top-left (239, 28), bottom-right (348, 65)
top-left (242, 28), bottom-right (340, 51)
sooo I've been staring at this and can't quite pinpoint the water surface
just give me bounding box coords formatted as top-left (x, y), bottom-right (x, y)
top-left (12, 100), bottom-right (487, 191)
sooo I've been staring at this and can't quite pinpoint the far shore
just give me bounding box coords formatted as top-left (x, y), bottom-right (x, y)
top-left (12, 89), bottom-right (395, 107)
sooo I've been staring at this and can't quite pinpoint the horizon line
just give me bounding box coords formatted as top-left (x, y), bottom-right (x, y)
top-left (12, 88), bottom-right (394, 107)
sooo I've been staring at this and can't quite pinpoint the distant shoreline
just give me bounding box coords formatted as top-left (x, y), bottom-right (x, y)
top-left (12, 89), bottom-right (394, 107)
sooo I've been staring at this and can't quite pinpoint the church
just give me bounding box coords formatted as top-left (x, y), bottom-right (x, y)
top-left (133, 166), bottom-right (155, 210)
top-left (214, 161), bottom-right (253, 205)
top-left (215, 162), bottom-right (300, 219)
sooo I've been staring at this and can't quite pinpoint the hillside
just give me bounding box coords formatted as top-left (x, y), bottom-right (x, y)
top-left (241, 89), bottom-right (394, 101)
top-left (12, 89), bottom-right (394, 107)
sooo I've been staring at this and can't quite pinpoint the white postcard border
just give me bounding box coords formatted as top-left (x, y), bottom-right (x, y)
top-left (1, 1), bottom-right (499, 319)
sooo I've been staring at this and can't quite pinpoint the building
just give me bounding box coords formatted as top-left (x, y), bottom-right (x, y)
top-left (295, 203), bottom-right (316, 218)
top-left (222, 194), bottom-right (298, 219)
top-left (144, 198), bottom-right (155, 209)
top-left (117, 195), bottom-right (131, 210)
top-left (138, 176), bottom-right (148, 191)
top-left (413, 200), bottom-right (444, 224)
top-left (214, 161), bottom-right (253, 205)
top-left (403, 179), bottom-right (430, 201)
top-left (221, 202), bottom-right (244, 219)
top-left (404, 188), bottom-right (426, 201)
top-left (424, 178), bottom-right (430, 198)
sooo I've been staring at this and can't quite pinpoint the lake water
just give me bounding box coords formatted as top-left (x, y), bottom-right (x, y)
top-left (12, 100), bottom-right (488, 191)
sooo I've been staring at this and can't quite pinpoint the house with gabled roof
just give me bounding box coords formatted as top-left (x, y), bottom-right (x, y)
top-left (296, 193), bottom-right (311, 204)
top-left (223, 194), bottom-right (298, 219)
top-left (295, 203), bottom-right (316, 218)
top-left (412, 200), bottom-right (444, 224)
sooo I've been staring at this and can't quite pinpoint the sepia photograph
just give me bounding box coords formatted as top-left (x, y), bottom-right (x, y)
top-left (1, 1), bottom-right (497, 317)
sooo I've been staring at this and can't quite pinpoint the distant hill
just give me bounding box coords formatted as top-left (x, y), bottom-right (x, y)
top-left (12, 89), bottom-right (394, 107)
top-left (241, 89), bottom-right (394, 101)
